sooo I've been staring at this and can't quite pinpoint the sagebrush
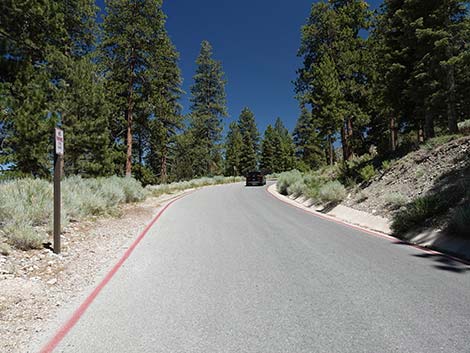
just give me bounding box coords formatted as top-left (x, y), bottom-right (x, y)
top-left (0, 176), bottom-right (147, 251)
top-left (277, 170), bottom-right (346, 204)
top-left (146, 176), bottom-right (244, 197)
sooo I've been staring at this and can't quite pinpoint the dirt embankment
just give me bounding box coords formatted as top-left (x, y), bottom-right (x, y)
top-left (345, 136), bottom-right (470, 222)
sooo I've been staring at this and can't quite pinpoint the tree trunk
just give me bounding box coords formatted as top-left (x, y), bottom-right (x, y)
top-left (341, 118), bottom-right (354, 162)
top-left (125, 52), bottom-right (135, 178)
top-left (138, 129), bottom-right (143, 167)
top-left (445, 10), bottom-right (458, 134)
top-left (417, 123), bottom-right (425, 144)
top-left (327, 135), bottom-right (334, 166)
top-left (160, 144), bottom-right (168, 183)
top-left (446, 58), bottom-right (458, 134)
top-left (389, 116), bottom-right (398, 152)
top-left (125, 102), bottom-right (133, 177)
top-left (424, 110), bottom-right (435, 140)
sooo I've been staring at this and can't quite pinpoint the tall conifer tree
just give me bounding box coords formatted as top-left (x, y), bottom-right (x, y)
top-left (102, 0), bottom-right (167, 177)
top-left (237, 108), bottom-right (260, 175)
top-left (224, 122), bottom-right (243, 176)
top-left (260, 125), bottom-right (276, 174)
top-left (293, 107), bottom-right (325, 169)
top-left (188, 40), bottom-right (227, 176)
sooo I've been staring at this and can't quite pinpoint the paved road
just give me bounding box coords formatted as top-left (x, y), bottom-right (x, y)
top-left (45, 183), bottom-right (470, 353)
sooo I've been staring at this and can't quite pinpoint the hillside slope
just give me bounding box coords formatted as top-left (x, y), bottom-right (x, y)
top-left (344, 136), bottom-right (470, 234)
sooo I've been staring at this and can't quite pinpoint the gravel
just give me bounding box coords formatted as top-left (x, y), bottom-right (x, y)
top-left (0, 192), bottom-right (187, 353)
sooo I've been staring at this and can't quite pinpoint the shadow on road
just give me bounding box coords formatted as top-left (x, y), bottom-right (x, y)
top-left (412, 253), bottom-right (469, 274)
top-left (392, 240), bottom-right (469, 274)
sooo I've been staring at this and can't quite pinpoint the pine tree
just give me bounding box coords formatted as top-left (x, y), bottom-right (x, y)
top-left (379, 0), bottom-right (470, 141)
top-left (56, 57), bottom-right (115, 177)
top-left (239, 135), bottom-right (257, 176)
top-left (363, 18), bottom-right (397, 154)
top-left (188, 40), bottom-right (227, 177)
top-left (273, 118), bottom-right (295, 172)
top-left (296, 0), bottom-right (371, 162)
top-left (237, 108), bottom-right (260, 175)
top-left (145, 33), bottom-right (184, 183)
top-left (0, 65), bottom-right (56, 178)
top-left (312, 54), bottom-right (344, 165)
top-left (224, 122), bottom-right (243, 176)
top-left (101, 0), bottom-right (167, 177)
top-left (1, 0), bottom-right (100, 177)
top-left (260, 125), bottom-right (276, 174)
top-left (238, 108), bottom-right (260, 157)
top-left (293, 106), bottom-right (325, 170)
top-left (172, 132), bottom-right (195, 181)
top-left (410, 0), bottom-right (469, 134)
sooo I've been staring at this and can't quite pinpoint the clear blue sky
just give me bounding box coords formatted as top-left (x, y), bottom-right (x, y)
top-left (97, 0), bottom-right (382, 134)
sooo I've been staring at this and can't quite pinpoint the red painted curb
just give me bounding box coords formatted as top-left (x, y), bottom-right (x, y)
top-left (39, 192), bottom-right (191, 353)
top-left (266, 185), bottom-right (470, 267)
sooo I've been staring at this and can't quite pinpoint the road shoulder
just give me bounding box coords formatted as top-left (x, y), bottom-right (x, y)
top-left (267, 183), bottom-right (470, 265)
top-left (0, 190), bottom-right (190, 353)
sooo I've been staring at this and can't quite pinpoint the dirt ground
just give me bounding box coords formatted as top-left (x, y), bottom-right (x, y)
top-left (344, 136), bottom-right (470, 220)
top-left (0, 191), bottom-right (187, 353)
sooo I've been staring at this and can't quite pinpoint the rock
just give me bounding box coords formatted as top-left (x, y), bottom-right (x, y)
top-left (47, 278), bottom-right (57, 285)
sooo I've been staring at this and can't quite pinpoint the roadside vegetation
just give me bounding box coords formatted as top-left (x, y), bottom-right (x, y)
top-left (0, 177), bottom-right (147, 252)
top-left (392, 180), bottom-right (470, 238)
top-left (281, 140), bottom-right (470, 238)
top-left (146, 176), bottom-right (244, 197)
top-left (277, 168), bottom-right (347, 206)
top-left (276, 133), bottom-right (470, 239)
top-left (1, 1), bottom-right (470, 249)
top-left (0, 176), bottom-right (244, 253)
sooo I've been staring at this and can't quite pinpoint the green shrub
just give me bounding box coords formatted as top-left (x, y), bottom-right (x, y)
top-left (146, 176), bottom-right (244, 197)
top-left (213, 175), bottom-right (226, 184)
top-left (391, 194), bottom-right (449, 234)
top-left (287, 180), bottom-right (308, 197)
top-left (356, 190), bottom-right (368, 203)
top-left (0, 242), bottom-right (11, 256)
top-left (96, 176), bottom-right (127, 206)
top-left (0, 176), bottom-right (148, 251)
top-left (336, 154), bottom-right (375, 184)
top-left (63, 177), bottom-right (109, 220)
top-left (266, 173), bottom-right (281, 180)
top-left (0, 178), bottom-right (53, 226)
top-left (458, 119), bottom-right (470, 135)
top-left (359, 165), bottom-right (377, 183)
top-left (415, 167), bottom-right (425, 179)
top-left (302, 173), bottom-right (327, 201)
top-left (384, 192), bottom-right (409, 210)
top-left (421, 134), bottom-right (461, 150)
top-left (4, 222), bottom-right (44, 250)
top-left (116, 177), bottom-right (147, 202)
top-left (448, 203), bottom-right (470, 238)
top-left (317, 181), bottom-right (346, 204)
top-left (381, 160), bottom-right (392, 171)
top-left (277, 170), bottom-right (302, 195)
top-left (148, 184), bottom-right (171, 197)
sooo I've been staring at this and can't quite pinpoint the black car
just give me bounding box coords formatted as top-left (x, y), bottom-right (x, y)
top-left (246, 171), bottom-right (266, 186)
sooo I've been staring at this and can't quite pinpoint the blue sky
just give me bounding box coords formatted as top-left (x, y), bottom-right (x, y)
top-left (97, 0), bottom-right (382, 134)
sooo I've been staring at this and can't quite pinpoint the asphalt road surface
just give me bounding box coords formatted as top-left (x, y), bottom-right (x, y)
top-left (43, 183), bottom-right (470, 353)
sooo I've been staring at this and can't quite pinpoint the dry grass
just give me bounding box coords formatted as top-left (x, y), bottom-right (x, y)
top-left (146, 176), bottom-right (244, 197)
top-left (0, 176), bottom-right (147, 251)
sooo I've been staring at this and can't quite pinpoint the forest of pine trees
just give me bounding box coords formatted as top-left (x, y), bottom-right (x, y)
top-left (294, 0), bottom-right (470, 168)
top-left (1, 0), bottom-right (469, 184)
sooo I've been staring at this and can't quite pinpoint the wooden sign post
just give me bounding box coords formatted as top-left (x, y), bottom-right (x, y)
top-left (54, 127), bottom-right (64, 254)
